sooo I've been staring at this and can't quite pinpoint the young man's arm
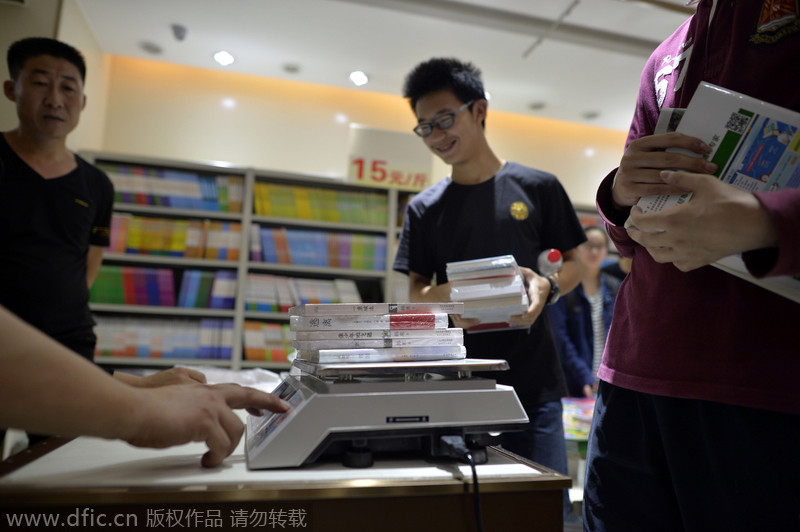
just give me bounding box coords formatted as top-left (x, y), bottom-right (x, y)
top-left (408, 271), bottom-right (480, 329)
top-left (408, 271), bottom-right (451, 302)
top-left (0, 305), bottom-right (289, 467)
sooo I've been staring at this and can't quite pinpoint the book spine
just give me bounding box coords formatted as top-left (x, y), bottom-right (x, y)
top-left (293, 336), bottom-right (463, 350)
top-left (289, 313), bottom-right (450, 331)
top-left (292, 328), bottom-right (463, 341)
top-left (288, 302), bottom-right (464, 316)
top-left (297, 345), bottom-right (466, 363)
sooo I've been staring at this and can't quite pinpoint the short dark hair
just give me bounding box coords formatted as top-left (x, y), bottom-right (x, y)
top-left (7, 37), bottom-right (86, 82)
top-left (403, 58), bottom-right (485, 111)
top-left (584, 225), bottom-right (609, 245)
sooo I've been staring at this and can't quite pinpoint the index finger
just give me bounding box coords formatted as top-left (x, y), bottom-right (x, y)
top-left (211, 384), bottom-right (290, 414)
top-left (627, 131), bottom-right (710, 154)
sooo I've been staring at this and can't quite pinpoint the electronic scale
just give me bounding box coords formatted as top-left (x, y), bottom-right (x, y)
top-left (245, 358), bottom-right (528, 469)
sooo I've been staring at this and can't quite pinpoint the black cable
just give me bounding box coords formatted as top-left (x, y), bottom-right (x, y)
top-left (465, 451), bottom-right (484, 532)
top-left (439, 435), bottom-right (485, 532)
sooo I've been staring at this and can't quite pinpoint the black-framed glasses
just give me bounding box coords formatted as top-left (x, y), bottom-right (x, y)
top-left (413, 100), bottom-right (474, 137)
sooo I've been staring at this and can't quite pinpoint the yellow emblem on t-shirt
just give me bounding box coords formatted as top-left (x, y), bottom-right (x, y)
top-left (509, 201), bottom-right (529, 220)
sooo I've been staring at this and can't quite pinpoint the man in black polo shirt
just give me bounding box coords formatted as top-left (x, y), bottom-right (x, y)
top-left (393, 58), bottom-right (586, 515)
top-left (1, 37), bottom-right (203, 388)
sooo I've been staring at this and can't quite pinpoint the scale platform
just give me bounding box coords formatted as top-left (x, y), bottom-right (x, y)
top-left (245, 358), bottom-right (528, 469)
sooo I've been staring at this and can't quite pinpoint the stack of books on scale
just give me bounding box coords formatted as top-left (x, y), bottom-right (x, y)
top-left (288, 302), bottom-right (466, 364)
top-left (447, 255), bottom-right (528, 333)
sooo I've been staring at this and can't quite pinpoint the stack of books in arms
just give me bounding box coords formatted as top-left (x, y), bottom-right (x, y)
top-left (288, 302), bottom-right (466, 364)
top-left (447, 255), bottom-right (529, 332)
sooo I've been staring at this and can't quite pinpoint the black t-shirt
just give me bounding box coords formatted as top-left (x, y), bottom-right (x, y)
top-left (394, 162), bottom-right (586, 406)
top-left (0, 135), bottom-right (114, 359)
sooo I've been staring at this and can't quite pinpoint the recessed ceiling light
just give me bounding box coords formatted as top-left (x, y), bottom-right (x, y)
top-left (582, 111), bottom-right (600, 120)
top-left (283, 63), bottom-right (301, 74)
top-left (528, 101), bottom-right (546, 111)
top-left (139, 41), bottom-right (162, 55)
top-left (214, 51), bottom-right (235, 66)
top-left (349, 71), bottom-right (368, 87)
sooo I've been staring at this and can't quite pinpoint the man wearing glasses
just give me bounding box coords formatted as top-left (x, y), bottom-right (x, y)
top-left (392, 58), bottom-right (585, 513)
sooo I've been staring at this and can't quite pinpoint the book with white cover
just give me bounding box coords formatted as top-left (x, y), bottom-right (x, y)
top-left (289, 313), bottom-right (451, 331)
top-left (460, 300), bottom-right (529, 323)
top-left (292, 328), bottom-right (463, 341)
top-left (462, 293), bottom-right (528, 310)
top-left (289, 302), bottom-right (464, 316)
top-left (446, 255), bottom-right (519, 281)
top-left (451, 275), bottom-right (524, 300)
top-left (295, 345), bottom-right (467, 364)
top-left (293, 335), bottom-right (463, 350)
top-left (631, 82), bottom-right (800, 303)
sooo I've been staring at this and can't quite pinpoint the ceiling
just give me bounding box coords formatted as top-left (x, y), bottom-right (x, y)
top-left (73, 0), bottom-right (695, 132)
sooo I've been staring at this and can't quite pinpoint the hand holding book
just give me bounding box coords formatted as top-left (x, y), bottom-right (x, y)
top-left (620, 82), bottom-right (800, 303)
top-left (626, 168), bottom-right (778, 272)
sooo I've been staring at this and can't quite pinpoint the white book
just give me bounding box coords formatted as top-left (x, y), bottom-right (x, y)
top-left (295, 345), bottom-right (467, 364)
top-left (293, 335), bottom-right (463, 350)
top-left (289, 302), bottom-right (464, 316)
top-left (292, 328), bottom-right (463, 341)
top-left (446, 255), bottom-right (519, 281)
top-left (631, 82), bottom-right (800, 303)
top-left (289, 313), bottom-right (451, 331)
top-left (451, 275), bottom-right (524, 300)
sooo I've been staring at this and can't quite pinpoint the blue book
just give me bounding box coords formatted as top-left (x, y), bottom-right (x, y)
top-left (374, 236), bottom-right (387, 271)
top-left (163, 170), bottom-right (189, 209)
top-left (260, 227), bottom-right (278, 263)
top-left (199, 176), bottom-right (219, 211)
top-left (181, 270), bottom-right (201, 308)
top-left (144, 268), bottom-right (160, 306)
top-left (219, 319), bottom-right (233, 360)
top-left (198, 318), bottom-right (215, 359)
top-left (285, 229), bottom-right (316, 266)
top-left (312, 230), bottom-right (329, 267)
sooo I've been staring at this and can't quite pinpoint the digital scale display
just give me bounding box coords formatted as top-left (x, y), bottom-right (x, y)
top-left (250, 379), bottom-right (305, 449)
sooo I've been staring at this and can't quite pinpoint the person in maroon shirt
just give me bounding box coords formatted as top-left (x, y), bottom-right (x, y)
top-left (584, 2), bottom-right (800, 530)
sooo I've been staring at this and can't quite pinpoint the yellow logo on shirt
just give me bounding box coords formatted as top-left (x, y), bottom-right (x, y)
top-left (509, 201), bottom-right (529, 220)
top-left (74, 198), bottom-right (89, 208)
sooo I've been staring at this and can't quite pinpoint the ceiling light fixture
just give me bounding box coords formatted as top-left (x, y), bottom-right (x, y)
top-left (139, 41), bottom-right (162, 55)
top-left (349, 71), bottom-right (368, 87)
top-left (214, 51), bottom-right (235, 66)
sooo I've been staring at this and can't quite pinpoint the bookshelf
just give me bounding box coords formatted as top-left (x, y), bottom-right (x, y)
top-left (81, 151), bottom-right (410, 371)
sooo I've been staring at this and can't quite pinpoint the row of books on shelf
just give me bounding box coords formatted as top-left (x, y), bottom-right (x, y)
top-left (245, 274), bottom-right (361, 312)
top-left (90, 266), bottom-right (237, 309)
top-left (98, 162), bottom-right (244, 213)
top-left (250, 224), bottom-right (387, 271)
top-left (93, 316), bottom-right (234, 359)
top-left (109, 213), bottom-right (241, 261)
top-left (90, 265), bottom-right (366, 310)
top-left (242, 321), bottom-right (291, 363)
top-left (253, 181), bottom-right (388, 226)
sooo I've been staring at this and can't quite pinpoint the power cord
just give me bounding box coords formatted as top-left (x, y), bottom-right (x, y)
top-left (439, 435), bottom-right (484, 532)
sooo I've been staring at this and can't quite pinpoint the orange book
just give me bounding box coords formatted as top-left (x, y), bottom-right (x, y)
top-left (203, 220), bottom-right (222, 259)
top-left (243, 321), bottom-right (266, 361)
top-left (226, 222), bottom-right (242, 261)
top-left (272, 227), bottom-right (292, 264)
